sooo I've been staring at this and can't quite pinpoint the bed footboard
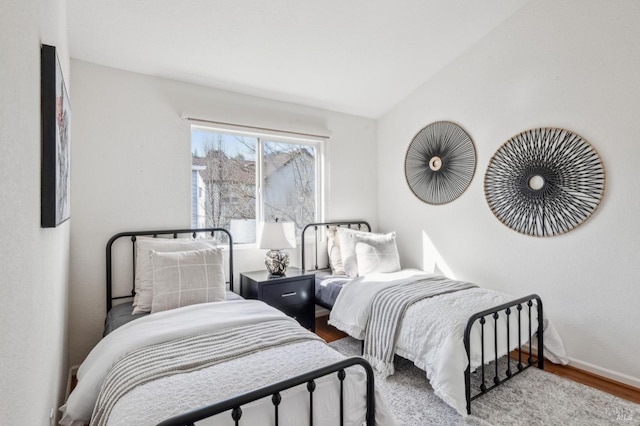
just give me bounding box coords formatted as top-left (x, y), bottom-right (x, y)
top-left (463, 294), bottom-right (544, 415)
top-left (156, 356), bottom-right (375, 426)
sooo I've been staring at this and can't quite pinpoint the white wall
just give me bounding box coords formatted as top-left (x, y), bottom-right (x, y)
top-left (378, 0), bottom-right (640, 387)
top-left (0, 0), bottom-right (70, 423)
top-left (68, 60), bottom-right (378, 365)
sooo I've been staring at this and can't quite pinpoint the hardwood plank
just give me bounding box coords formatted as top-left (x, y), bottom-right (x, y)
top-left (315, 314), bottom-right (347, 342)
top-left (315, 315), bottom-right (640, 405)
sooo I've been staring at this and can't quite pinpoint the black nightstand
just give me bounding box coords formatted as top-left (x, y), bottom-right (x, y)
top-left (240, 267), bottom-right (315, 331)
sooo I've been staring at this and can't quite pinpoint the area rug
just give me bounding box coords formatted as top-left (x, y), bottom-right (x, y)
top-left (328, 337), bottom-right (640, 426)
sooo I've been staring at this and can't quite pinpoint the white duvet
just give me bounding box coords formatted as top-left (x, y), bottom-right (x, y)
top-left (329, 269), bottom-right (569, 416)
top-left (61, 300), bottom-right (396, 426)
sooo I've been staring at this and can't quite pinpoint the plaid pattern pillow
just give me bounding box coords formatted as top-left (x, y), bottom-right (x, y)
top-left (133, 237), bottom-right (218, 314)
top-left (150, 248), bottom-right (226, 314)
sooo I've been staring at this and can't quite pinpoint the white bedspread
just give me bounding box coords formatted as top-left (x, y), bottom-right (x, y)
top-left (61, 300), bottom-right (396, 426)
top-left (329, 269), bottom-right (569, 416)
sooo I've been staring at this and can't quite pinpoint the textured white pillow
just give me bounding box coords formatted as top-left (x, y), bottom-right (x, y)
top-left (355, 232), bottom-right (401, 275)
top-left (336, 227), bottom-right (375, 277)
top-left (326, 228), bottom-right (345, 275)
top-left (150, 248), bottom-right (226, 314)
top-left (133, 237), bottom-right (218, 314)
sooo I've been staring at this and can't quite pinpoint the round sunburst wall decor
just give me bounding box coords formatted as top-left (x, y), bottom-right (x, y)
top-left (404, 121), bottom-right (476, 205)
top-left (484, 127), bottom-right (605, 237)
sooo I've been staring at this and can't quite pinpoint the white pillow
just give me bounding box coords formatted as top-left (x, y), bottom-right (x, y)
top-left (150, 248), bottom-right (226, 314)
top-left (326, 228), bottom-right (345, 275)
top-left (133, 237), bottom-right (218, 314)
top-left (336, 227), bottom-right (375, 277)
top-left (355, 232), bottom-right (401, 275)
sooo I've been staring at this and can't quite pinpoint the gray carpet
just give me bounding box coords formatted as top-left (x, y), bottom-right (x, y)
top-left (328, 337), bottom-right (640, 426)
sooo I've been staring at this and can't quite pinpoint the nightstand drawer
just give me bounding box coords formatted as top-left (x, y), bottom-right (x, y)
top-left (262, 280), bottom-right (312, 308)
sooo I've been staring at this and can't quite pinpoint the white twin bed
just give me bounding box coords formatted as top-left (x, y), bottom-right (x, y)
top-left (60, 228), bottom-right (395, 426)
top-left (302, 221), bottom-right (569, 416)
top-left (329, 269), bottom-right (568, 415)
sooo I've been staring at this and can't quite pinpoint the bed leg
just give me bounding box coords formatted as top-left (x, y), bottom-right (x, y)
top-left (536, 297), bottom-right (544, 369)
top-left (464, 364), bottom-right (471, 415)
top-left (463, 320), bottom-right (473, 415)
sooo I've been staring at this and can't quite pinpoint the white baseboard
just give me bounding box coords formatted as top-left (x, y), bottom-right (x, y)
top-left (506, 342), bottom-right (639, 390)
top-left (567, 357), bottom-right (640, 390)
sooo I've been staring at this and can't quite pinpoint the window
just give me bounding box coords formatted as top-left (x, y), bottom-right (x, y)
top-left (191, 125), bottom-right (323, 243)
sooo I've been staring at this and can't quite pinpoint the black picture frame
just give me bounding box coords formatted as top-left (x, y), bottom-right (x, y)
top-left (41, 44), bottom-right (71, 228)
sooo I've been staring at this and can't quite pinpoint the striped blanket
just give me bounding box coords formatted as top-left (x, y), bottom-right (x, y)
top-left (363, 276), bottom-right (476, 376)
top-left (91, 319), bottom-right (323, 426)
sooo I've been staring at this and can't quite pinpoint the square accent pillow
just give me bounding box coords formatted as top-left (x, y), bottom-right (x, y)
top-left (133, 237), bottom-right (218, 314)
top-left (336, 227), bottom-right (374, 277)
top-left (355, 232), bottom-right (401, 275)
top-left (150, 248), bottom-right (226, 314)
top-left (326, 228), bottom-right (345, 275)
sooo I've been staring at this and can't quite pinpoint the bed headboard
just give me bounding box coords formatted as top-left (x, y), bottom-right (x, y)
top-left (301, 220), bottom-right (371, 271)
top-left (106, 228), bottom-right (234, 312)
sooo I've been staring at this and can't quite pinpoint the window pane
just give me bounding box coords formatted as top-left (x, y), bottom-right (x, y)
top-left (191, 125), bottom-right (321, 244)
top-left (191, 128), bottom-right (257, 242)
top-left (262, 140), bottom-right (316, 236)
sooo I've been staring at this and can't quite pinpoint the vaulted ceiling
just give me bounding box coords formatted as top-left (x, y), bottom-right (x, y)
top-left (67, 0), bottom-right (530, 118)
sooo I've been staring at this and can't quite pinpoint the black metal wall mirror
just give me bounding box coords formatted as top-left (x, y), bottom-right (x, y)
top-left (484, 127), bottom-right (605, 237)
top-left (404, 121), bottom-right (476, 205)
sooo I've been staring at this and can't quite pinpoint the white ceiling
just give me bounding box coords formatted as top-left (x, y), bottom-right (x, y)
top-left (66, 0), bottom-right (530, 119)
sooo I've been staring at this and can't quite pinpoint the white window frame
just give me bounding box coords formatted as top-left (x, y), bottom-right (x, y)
top-left (191, 123), bottom-right (326, 242)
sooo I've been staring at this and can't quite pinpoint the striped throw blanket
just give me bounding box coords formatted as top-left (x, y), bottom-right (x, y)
top-left (91, 319), bottom-right (323, 426)
top-left (363, 276), bottom-right (477, 376)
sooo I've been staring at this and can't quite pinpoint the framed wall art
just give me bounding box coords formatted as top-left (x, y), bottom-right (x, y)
top-left (41, 44), bottom-right (71, 228)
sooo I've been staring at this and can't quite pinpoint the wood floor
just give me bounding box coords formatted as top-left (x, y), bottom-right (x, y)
top-left (315, 315), bottom-right (640, 405)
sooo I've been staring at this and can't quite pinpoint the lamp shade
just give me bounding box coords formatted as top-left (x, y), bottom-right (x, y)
top-left (258, 221), bottom-right (296, 249)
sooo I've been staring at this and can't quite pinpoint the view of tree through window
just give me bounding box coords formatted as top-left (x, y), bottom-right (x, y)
top-left (191, 126), bottom-right (320, 243)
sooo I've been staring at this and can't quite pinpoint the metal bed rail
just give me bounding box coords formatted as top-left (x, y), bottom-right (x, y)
top-left (463, 294), bottom-right (544, 414)
top-left (156, 356), bottom-right (376, 426)
top-left (301, 220), bottom-right (371, 271)
top-left (106, 227), bottom-right (234, 312)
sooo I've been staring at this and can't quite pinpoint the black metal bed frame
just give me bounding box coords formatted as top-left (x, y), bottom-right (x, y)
top-left (104, 227), bottom-right (377, 425)
top-left (156, 356), bottom-right (376, 426)
top-left (105, 227), bottom-right (234, 313)
top-left (301, 220), bottom-right (546, 415)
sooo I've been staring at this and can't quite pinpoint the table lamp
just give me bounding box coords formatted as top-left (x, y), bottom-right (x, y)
top-left (258, 220), bottom-right (296, 275)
